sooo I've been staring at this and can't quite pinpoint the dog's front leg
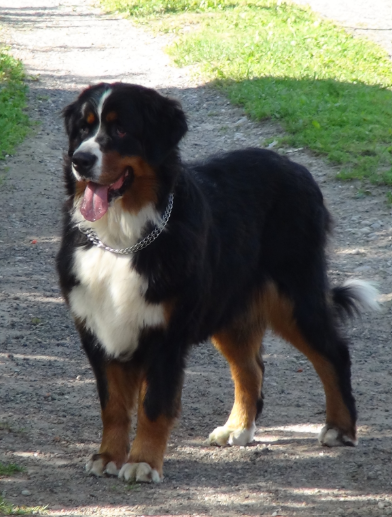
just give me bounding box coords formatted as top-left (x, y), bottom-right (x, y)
top-left (119, 371), bottom-right (183, 484)
top-left (85, 359), bottom-right (141, 476)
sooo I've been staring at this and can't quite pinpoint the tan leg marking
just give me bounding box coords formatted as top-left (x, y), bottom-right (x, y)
top-left (261, 283), bottom-right (355, 440)
top-left (100, 362), bottom-right (141, 463)
top-left (212, 331), bottom-right (264, 432)
top-left (86, 361), bottom-right (141, 476)
top-left (210, 303), bottom-right (265, 446)
top-left (119, 379), bottom-right (179, 482)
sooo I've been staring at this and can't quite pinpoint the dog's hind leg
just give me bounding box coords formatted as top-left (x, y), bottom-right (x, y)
top-left (265, 283), bottom-right (357, 447)
top-left (209, 321), bottom-right (265, 446)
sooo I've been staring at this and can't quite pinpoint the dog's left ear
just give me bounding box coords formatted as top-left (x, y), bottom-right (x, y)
top-left (62, 102), bottom-right (76, 137)
top-left (142, 92), bottom-right (188, 165)
top-left (62, 101), bottom-right (80, 156)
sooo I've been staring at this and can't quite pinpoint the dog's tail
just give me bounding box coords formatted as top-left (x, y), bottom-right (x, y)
top-left (332, 279), bottom-right (380, 320)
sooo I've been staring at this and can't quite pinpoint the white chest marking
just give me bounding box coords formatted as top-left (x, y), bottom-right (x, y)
top-left (69, 246), bottom-right (165, 359)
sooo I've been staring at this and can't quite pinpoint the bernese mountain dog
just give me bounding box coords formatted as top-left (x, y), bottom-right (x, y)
top-left (57, 82), bottom-right (378, 483)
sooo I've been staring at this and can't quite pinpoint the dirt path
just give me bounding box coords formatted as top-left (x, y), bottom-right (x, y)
top-left (0, 2), bottom-right (392, 516)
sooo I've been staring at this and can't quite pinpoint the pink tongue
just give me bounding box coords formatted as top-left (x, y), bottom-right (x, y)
top-left (80, 182), bottom-right (109, 222)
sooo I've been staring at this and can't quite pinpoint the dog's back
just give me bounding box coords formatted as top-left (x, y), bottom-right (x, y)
top-left (57, 83), bottom-right (378, 483)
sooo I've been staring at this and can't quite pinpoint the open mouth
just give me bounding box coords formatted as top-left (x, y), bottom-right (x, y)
top-left (80, 168), bottom-right (133, 222)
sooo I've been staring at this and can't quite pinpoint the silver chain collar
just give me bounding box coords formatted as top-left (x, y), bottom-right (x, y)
top-left (77, 193), bottom-right (174, 255)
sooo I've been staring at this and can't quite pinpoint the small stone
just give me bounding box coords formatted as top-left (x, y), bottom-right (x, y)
top-left (22, 490), bottom-right (31, 496)
top-left (379, 502), bottom-right (386, 509)
top-left (234, 117), bottom-right (247, 126)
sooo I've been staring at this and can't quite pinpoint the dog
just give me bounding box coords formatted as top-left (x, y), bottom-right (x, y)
top-left (57, 82), bottom-right (378, 483)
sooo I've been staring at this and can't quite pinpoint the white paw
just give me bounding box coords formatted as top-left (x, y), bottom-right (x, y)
top-left (209, 422), bottom-right (256, 446)
top-left (318, 425), bottom-right (357, 447)
top-left (118, 462), bottom-right (161, 483)
top-left (105, 461), bottom-right (120, 476)
top-left (86, 456), bottom-right (105, 476)
top-left (85, 457), bottom-right (120, 476)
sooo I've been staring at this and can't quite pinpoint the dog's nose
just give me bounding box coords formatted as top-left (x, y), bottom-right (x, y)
top-left (72, 152), bottom-right (97, 176)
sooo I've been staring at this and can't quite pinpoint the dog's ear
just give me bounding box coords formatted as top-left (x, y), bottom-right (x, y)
top-left (62, 101), bottom-right (80, 156)
top-left (142, 92), bottom-right (188, 165)
top-left (62, 102), bottom-right (77, 136)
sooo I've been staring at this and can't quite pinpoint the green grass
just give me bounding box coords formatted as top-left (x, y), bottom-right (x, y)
top-left (0, 495), bottom-right (47, 515)
top-left (0, 462), bottom-right (25, 476)
top-left (100, 0), bottom-right (392, 184)
top-left (99, 0), bottom-right (239, 16)
top-left (0, 462), bottom-right (46, 515)
top-left (0, 42), bottom-right (30, 160)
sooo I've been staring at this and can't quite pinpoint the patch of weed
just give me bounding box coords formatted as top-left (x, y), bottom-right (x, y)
top-left (100, 0), bottom-right (238, 17)
top-left (0, 462), bottom-right (25, 476)
top-left (0, 421), bottom-right (11, 431)
top-left (0, 41), bottom-right (30, 159)
top-left (0, 495), bottom-right (47, 515)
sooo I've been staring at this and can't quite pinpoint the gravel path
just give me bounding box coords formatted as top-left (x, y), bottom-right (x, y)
top-left (0, 2), bottom-right (391, 516)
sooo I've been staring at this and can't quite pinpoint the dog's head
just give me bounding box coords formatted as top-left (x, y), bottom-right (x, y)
top-left (63, 83), bottom-right (187, 222)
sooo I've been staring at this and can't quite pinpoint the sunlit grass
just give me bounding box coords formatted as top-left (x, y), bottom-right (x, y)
top-left (0, 39), bottom-right (30, 161)
top-left (0, 495), bottom-right (47, 515)
top-left (100, 0), bottom-right (392, 183)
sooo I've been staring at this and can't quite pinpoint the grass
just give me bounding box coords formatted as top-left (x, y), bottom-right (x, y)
top-left (99, 0), bottom-right (392, 184)
top-left (0, 462), bottom-right (46, 515)
top-left (0, 496), bottom-right (46, 515)
top-left (0, 462), bottom-right (25, 476)
top-left (0, 40), bottom-right (30, 160)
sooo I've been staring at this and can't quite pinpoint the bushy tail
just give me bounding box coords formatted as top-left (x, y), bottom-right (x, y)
top-left (332, 279), bottom-right (380, 320)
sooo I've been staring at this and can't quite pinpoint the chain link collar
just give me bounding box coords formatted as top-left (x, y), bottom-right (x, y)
top-left (77, 194), bottom-right (174, 255)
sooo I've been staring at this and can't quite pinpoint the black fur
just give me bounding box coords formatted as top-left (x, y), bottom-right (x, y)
top-left (57, 83), bottom-right (364, 450)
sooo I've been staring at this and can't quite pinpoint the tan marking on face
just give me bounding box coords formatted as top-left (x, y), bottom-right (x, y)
top-left (106, 111), bottom-right (118, 122)
top-left (100, 152), bottom-right (158, 213)
top-left (75, 180), bottom-right (88, 199)
top-left (86, 112), bottom-right (96, 125)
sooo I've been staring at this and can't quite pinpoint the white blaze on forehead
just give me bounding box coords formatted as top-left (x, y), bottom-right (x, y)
top-left (81, 102), bottom-right (89, 117)
top-left (72, 88), bottom-right (112, 181)
top-left (97, 88), bottom-right (112, 119)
